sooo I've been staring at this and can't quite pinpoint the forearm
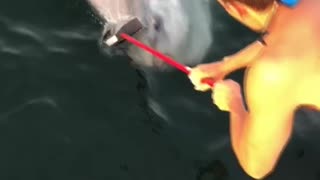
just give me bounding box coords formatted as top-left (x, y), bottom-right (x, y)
top-left (229, 99), bottom-right (268, 179)
top-left (229, 96), bottom-right (248, 161)
top-left (221, 41), bottom-right (265, 74)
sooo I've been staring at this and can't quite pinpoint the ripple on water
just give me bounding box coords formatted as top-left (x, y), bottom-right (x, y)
top-left (0, 16), bottom-right (100, 58)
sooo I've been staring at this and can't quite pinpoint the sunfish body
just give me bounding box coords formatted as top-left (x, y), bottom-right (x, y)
top-left (87, 0), bottom-right (213, 69)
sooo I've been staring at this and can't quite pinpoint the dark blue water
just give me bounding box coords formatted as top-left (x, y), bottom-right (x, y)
top-left (0, 0), bottom-right (320, 179)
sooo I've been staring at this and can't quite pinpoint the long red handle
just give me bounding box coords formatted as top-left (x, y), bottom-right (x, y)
top-left (120, 33), bottom-right (214, 87)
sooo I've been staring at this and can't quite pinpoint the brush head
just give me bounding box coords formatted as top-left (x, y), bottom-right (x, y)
top-left (103, 17), bottom-right (143, 47)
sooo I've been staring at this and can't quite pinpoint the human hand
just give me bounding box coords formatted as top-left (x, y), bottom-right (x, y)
top-left (212, 79), bottom-right (242, 112)
top-left (188, 61), bottom-right (226, 91)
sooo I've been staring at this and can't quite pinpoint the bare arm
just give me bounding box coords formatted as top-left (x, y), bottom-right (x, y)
top-left (229, 65), bottom-right (295, 179)
top-left (195, 40), bottom-right (265, 77)
top-left (188, 40), bottom-right (265, 92)
top-left (221, 40), bottom-right (265, 74)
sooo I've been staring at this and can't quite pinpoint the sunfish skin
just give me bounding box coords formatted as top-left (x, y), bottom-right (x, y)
top-left (87, 0), bottom-right (213, 70)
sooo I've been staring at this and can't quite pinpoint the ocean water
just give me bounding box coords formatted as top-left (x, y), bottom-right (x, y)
top-left (0, 0), bottom-right (320, 179)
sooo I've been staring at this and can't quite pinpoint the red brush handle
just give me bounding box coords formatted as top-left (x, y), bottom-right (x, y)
top-left (201, 78), bottom-right (215, 87)
top-left (120, 33), bottom-right (215, 87)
